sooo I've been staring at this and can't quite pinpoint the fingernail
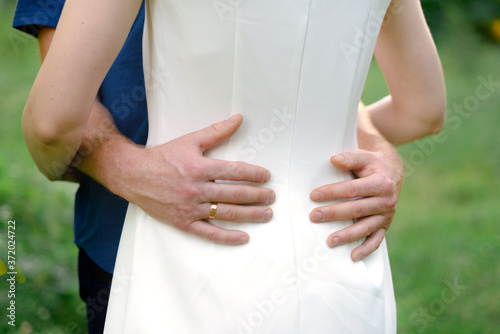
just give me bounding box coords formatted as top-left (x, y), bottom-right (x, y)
top-left (332, 154), bottom-right (346, 163)
top-left (266, 192), bottom-right (276, 204)
top-left (314, 211), bottom-right (323, 222)
top-left (264, 209), bottom-right (273, 221)
top-left (239, 235), bottom-right (249, 244)
top-left (330, 236), bottom-right (341, 247)
top-left (311, 191), bottom-right (323, 201)
top-left (263, 171), bottom-right (271, 182)
top-left (228, 114), bottom-right (239, 123)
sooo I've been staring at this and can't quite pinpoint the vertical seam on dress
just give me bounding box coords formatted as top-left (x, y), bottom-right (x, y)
top-left (229, 5), bottom-right (239, 120)
top-left (287, 1), bottom-right (313, 332)
top-left (341, 0), bottom-right (376, 169)
top-left (337, 1), bottom-right (376, 256)
top-left (223, 0), bottom-right (239, 164)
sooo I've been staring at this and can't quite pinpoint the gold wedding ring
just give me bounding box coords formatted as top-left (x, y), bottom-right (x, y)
top-left (209, 203), bottom-right (218, 219)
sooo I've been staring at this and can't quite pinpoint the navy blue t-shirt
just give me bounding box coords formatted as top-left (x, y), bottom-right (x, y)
top-left (13, 0), bottom-right (148, 273)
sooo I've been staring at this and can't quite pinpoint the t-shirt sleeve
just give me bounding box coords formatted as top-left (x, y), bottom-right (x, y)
top-left (12, 0), bottom-right (66, 37)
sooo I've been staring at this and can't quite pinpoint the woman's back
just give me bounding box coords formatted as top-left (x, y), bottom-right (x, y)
top-left (105, 0), bottom-right (396, 332)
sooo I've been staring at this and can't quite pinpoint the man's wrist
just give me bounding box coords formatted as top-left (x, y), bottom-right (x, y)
top-left (75, 133), bottom-right (141, 194)
top-left (68, 97), bottom-right (143, 197)
top-left (102, 141), bottom-right (145, 200)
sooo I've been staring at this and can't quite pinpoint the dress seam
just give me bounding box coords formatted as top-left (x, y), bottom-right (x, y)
top-left (229, 5), bottom-right (239, 121)
top-left (288, 1), bottom-right (314, 332)
top-left (341, 0), bottom-right (376, 158)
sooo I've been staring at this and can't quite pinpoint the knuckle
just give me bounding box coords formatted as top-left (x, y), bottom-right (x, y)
top-left (232, 190), bottom-right (244, 203)
top-left (223, 206), bottom-right (238, 221)
top-left (223, 232), bottom-right (232, 244)
top-left (370, 175), bottom-right (383, 195)
top-left (176, 204), bottom-right (194, 218)
top-left (201, 183), bottom-right (217, 201)
top-left (184, 161), bottom-right (205, 179)
top-left (179, 183), bottom-right (201, 200)
top-left (325, 208), bottom-right (335, 221)
top-left (226, 162), bottom-right (245, 180)
top-left (341, 152), bottom-right (352, 163)
top-left (380, 176), bottom-right (394, 194)
top-left (205, 229), bottom-right (218, 242)
top-left (363, 224), bottom-right (376, 236)
top-left (209, 122), bottom-right (222, 136)
top-left (387, 195), bottom-right (398, 208)
top-left (346, 184), bottom-right (358, 198)
top-left (340, 229), bottom-right (353, 243)
top-left (383, 195), bottom-right (398, 210)
top-left (352, 204), bottom-right (364, 218)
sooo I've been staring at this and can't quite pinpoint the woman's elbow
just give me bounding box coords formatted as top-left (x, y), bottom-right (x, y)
top-left (424, 93), bottom-right (447, 135)
top-left (22, 98), bottom-right (82, 151)
top-left (23, 107), bottom-right (62, 148)
top-left (22, 104), bottom-right (75, 181)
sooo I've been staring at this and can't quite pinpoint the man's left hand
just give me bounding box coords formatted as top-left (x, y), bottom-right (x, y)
top-left (310, 149), bottom-right (403, 261)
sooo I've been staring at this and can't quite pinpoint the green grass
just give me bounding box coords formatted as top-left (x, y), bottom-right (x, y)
top-left (1, 1), bottom-right (499, 333)
top-left (0, 3), bottom-right (84, 333)
top-left (363, 32), bottom-right (500, 334)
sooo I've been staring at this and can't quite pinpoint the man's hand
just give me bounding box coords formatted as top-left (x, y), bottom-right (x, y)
top-left (309, 104), bottom-right (404, 261)
top-left (82, 113), bottom-right (275, 245)
top-left (310, 150), bottom-right (403, 261)
top-left (36, 27), bottom-right (274, 245)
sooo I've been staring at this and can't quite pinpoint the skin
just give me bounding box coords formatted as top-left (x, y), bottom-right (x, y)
top-left (311, 105), bottom-right (403, 260)
top-left (368, 0), bottom-right (447, 145)
top-left (24, 0), bottom-right (444, 259)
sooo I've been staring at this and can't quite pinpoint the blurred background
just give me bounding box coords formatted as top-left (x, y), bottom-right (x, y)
top-left (0, 0), bottom-right (499, 333)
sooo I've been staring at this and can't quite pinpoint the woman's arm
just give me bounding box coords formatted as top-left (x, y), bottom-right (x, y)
top-left (367, 0), bottom-right (446, 145)
top-left (22, 0), bottom-right (142, 180)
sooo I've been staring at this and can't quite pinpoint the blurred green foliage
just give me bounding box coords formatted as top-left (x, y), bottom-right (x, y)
top-left (0, 1), bottom-right (499, 333)
top-left (0, 2), bottom-right (84, 333)
top-left (421, 0), bottom-right (500, 42)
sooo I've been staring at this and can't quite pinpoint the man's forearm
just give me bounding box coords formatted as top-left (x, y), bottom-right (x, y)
top-left (72, 99), bottom-right (139, 193)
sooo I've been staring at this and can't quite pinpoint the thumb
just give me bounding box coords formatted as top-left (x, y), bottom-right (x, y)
top-left (330, 150), bottom-right (371, 171)
top-left (192, 114), bottom-right (243, 152)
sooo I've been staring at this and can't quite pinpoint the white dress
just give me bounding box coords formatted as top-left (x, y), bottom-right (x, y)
top-left (105, 0), bottom-right (396, 333)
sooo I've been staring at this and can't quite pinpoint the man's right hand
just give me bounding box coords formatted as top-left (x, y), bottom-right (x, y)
top-left (81, 112), bottom-right (275, 245)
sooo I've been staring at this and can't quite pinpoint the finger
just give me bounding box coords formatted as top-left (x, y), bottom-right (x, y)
top-left (197, 203), bottom-right (273, 223)
top-left (191, 114), bottom-right (243, 152)
top-left (330, 150), bottom-right (375, 172)
top-left (203, 183), bottom-right (275, 205)
top-left (351, 228), bottom-right (387, 261)
top-left (311, 174), bottom-right (382, 202)
top-left (204, 159), bottom-right (271, 183)
top-left (311, 197), bottom-right (387, 222)
top-left (184, 220), bottom-right (250, 245)
top-left (326, 215), bottom-right (386, 248)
